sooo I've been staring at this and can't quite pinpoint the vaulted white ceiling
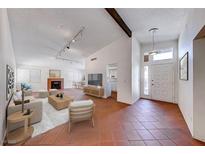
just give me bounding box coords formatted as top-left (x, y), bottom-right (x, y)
top-left (8, 8), bottom-right (191, 65)
top-left (116, 8), bottom-right (190, 44)
top-left (8, 8), bottom-right (124, 64)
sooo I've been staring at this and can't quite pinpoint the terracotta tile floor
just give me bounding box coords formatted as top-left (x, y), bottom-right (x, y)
top-left (21, 89), bottom-right (205, 146)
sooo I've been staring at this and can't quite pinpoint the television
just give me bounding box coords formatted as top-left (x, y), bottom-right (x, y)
top-left (88, 74), bottom-right (103, 86)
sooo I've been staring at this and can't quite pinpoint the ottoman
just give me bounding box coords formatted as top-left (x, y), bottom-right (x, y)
top-left (49, 89), bottom-right (60, 96)
top-left (37, 90), bottom-right (49, 98)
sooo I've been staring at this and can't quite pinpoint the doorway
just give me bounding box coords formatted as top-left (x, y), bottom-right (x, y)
top-left (141, 49), bottom-right (175, 103)
top-left (106, 63), bottom-right (118, 100)
top-left (150, 64), bottom-right (174, 102)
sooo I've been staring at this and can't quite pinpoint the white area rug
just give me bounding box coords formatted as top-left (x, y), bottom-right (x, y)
top-left (32, 98), bottom-right (69, 137)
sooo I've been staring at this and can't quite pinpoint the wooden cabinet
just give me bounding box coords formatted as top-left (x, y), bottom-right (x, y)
top-left (83, 86), bottom-right (104, 98)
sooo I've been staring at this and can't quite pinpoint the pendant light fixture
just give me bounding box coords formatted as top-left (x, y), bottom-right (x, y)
top-left (148, 28), bottom-right (159, 55)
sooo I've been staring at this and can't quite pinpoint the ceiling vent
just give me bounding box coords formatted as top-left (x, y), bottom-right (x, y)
top-left (91, 57), bottom-right (97, 61)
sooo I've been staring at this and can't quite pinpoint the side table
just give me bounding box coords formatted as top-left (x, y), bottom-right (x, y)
top-left (7, 110), bottom-right (34, 144)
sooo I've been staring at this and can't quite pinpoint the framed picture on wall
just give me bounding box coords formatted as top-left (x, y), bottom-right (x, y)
top-left (49, 69), bottom-right (61, 78)
top-left (179, 52), bottom-right (189, 80)
top-left (6, 65), bottom-right (15, 101)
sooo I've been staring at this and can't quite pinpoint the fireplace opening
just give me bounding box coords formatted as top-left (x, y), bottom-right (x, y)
top-left (51, 81), bottom-right (61, 89)
top-left (47, 78), bottom-right (64, 90)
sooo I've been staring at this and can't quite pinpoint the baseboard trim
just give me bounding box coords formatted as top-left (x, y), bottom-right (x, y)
top-left (117, 101), bottom-right (131, 105)
top-left (178, 103), bottom-right (193, 136)
top-left (132, 97), bottom-right (140, 104)
top-left (140, 97), bottom-right (175, 104)
top-left (0, 129), bottom-right (7, 146)
top-left (193, 135), bottom-right (205, 143)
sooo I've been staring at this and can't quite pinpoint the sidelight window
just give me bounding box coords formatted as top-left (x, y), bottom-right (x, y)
top-left (144, 66), bottom-right (149, 95)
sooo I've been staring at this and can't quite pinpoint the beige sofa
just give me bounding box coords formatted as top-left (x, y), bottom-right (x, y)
top-left (7, 96), bottom-right (43, 132)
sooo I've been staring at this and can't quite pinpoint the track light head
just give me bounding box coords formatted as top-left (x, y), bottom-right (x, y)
top-left (149, 27), bottom-right (159, 32)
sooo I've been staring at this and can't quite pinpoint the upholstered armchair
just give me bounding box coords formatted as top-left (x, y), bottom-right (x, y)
top-left (68, 100), bottom-right (95, 132)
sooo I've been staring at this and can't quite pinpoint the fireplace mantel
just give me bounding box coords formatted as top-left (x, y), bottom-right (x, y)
top-left (47, 78), bottom-right (64, 91)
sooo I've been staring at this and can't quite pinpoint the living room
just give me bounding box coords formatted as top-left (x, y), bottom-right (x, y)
top-left (0, 8), bottom-right (139, 145)
top-left (1, 4), bottom-right (205, 150)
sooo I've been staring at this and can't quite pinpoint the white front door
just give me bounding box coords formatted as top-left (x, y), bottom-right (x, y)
top-left (151, 64), bottom-right (174, 102)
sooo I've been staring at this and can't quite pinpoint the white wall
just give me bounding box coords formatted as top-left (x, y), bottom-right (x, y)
top-left (193, 38), bottom-right (205, 141)
top-left (132, 33), bottom-right (141, 103)
top-left (0, 9), bottom-right (16, 145)
top-left (140, 40), bottom-right (178, 103)
top-left (86, 35), bottom-right (133, 104)
top-left (178, 9), bottom-right (205, 136)
top-left (17, 64), bottom-right (85, 90)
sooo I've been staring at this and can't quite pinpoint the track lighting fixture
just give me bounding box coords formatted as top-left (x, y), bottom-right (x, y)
top-left (56, 27), bottom-right (85, 63)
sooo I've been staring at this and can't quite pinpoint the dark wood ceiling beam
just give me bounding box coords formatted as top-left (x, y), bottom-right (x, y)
top-left (105, 8), bottom-right (132, 37)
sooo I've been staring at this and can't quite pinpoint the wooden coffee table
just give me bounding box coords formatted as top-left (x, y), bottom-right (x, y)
top-left (48, 95), bottom-right (74, 110)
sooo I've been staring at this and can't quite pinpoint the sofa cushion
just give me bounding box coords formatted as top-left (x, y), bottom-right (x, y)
top-left (13, 92), bottom-right (34, 105)
top-left (13, 91), bottom-right (22, 100)
top-left (25, 96), bottom-right (35, 101)
top-left (24, 89), bottom-right (33, 96)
